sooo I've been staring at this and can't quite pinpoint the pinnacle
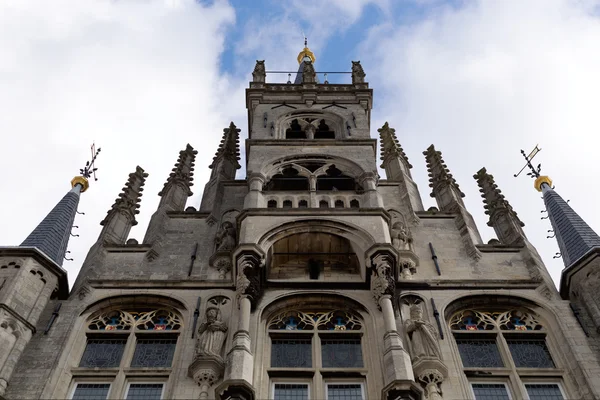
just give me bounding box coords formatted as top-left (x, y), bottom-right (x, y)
top-left (210, 122), bottom-right (241, 170)
top-left (423, 145), bottom-right (463, 197)
top-left (474, 167), bottom-right (523, 227)
top-left (378, 122), bottom-right (412, 168)
top-left (101, 166), bottom-right (148, 227)
top-left (159, 144), bottom-right (198, 196)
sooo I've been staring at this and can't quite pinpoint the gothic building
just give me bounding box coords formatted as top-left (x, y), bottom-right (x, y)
top-left (1, 46), bottom-right (600, 400)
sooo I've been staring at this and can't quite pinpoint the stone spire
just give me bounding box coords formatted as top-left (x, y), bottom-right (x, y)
top-left (158, 144), bottom-right (197, 210)
top-left (474, 167), bottom-right (525, 246)
top-left (378, 122), bottom-right (423, 214)
top-left (20, 177), bottom-right (88, 266)
top-left (536, 176), bottom-right (600, 268)
top-left (99, 166), bottom-right (148, 245)
top-left (424, 145), bottom-right (482, 259)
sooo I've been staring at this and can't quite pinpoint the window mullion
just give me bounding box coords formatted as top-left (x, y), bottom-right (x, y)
top-left (314, 331), bottom-right (323, 400)
top-left (498, 331), bottom-right (529, 400)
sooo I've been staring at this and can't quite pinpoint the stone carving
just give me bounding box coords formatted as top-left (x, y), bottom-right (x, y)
top-left (252, 60), bottom-right (266, 83)
top-left (351, 61), bottom-right (366, 84)
top-left (196, 307), bottom-right (228, 359)
top-left (235, 253), bottom-right (264, 307)
top-left (302, 61), bottom-right (316, 84)
top-left (404, 303), bottom-right (441, 360)
top-left (370, 254), bottom-right (395, 307)
top-left (215, 221), bottom-right (236, 252)
top-left (418, 369), bottom-right (444, 400)
top-left (391, 221), bottom-right (410, 252)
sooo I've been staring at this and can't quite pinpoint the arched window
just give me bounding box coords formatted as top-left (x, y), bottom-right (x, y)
top-left (265, 167), bottom-right (309, 191)
top-left (285, 119), bottom-right (306, 139)
top-left (282, 200), bottom-right (293, 208)
top-left (314, 119), bottom-right (335, 139)
top-left (334, 200), bottom-right (344, 208)
top-left (319, 200), bottom-right (329, 208)
top-left (267, 308), bottom-right (366, 400)
top-left (449, 306), bottom-right (566, 400)
top-left (316, 165), bottom-right (356, 191)
top-left (350, 199), bottom-right (359, 208)
top-left (72, 307), bottom-right (182, 400)
top-left (267, 200), bottom-right (278, 208)
top-left (298, 200), bottom-right (308, 208)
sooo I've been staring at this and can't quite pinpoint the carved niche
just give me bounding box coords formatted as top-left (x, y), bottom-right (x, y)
top-left (209, 210), bottom-right (239, 279)
top-left (389, 210), bottom-right (418, 279)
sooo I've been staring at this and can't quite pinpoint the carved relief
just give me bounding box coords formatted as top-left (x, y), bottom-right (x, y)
top-left (370, 253), bottom-right (395, 308)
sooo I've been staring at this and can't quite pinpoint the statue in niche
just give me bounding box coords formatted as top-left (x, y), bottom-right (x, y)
top-left (391, 221), bottom-right (411, 251)
top-left (404, 303), bottom-right (441, 360)
top-left (215, 221), bottom-right (236, 252)
top-left (196, 307), bottom-right (228, 358)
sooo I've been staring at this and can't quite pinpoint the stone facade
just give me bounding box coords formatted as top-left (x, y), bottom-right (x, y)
top-left (2, 57), bottom-right (600, 400)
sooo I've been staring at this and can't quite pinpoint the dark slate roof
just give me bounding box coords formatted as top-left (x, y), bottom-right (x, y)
top-left (21, 186), bottom-right (81, 266)
top-left (543, 186), bottom-right (600, 267)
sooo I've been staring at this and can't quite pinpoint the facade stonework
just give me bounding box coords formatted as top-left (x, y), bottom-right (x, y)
top-left (2, 54), bottom-right (600, 400)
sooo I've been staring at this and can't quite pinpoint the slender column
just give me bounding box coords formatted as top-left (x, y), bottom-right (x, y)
top-left (238, 296), bottom-right (251, 333)
top-left (380, 295), bottom-right (397, 333)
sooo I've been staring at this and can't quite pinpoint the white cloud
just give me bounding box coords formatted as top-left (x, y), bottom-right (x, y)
top-left (362, 0), bottom-right (600, 285)
top-left (0, 0), bottom-right (241, 281)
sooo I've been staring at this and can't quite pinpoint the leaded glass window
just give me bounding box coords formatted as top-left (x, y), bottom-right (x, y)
top-left (327, 384), bottom-right (363, 400)
top-left (126, 383), bottom-right (163, 400)
top-left (273, 383), bottom-right (309, 400)
top-left (79, 339), bottom-right (126, 368)
top-left (456, 338), bottom-right (504, 368)
top-left (131, 338), bottom-right (177, 368)
top-left (271, 339), bottom-right (312, 368)
top-left (506, 339), bottom-right (554, 368)
top-left (71, 383), bottom-right (111, 400)
top-left (321, 338), bottom-right (363, 368)
top-left (471, 383), bottom-right (510, 400)
top-left (525, 384), bottom-right (564, 400)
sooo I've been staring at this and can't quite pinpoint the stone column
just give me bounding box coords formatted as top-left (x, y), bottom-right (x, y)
top-left (370, 252), bottom-right (415, 385)
top-left (244, 173), bottom-right (265, 208)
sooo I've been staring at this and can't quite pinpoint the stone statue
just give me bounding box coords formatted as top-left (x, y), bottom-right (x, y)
top-left (252, 60), bottom-right (266, 83)
top-left (351, 61), bottom-right (366, 84)
top-left (302, 61), bottom-right (316, 84)
top-left (215, 221), bottom-right (236, 252)
top-left (404, 304), bottom-right (441, 360)
top-left (391, 221), bottom-right (410, 251)
top-left (196, 307), bottom-right (228, 358)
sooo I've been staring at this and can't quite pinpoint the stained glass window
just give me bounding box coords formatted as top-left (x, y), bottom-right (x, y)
top-left (126, 383), bottom-right (163, 400)
top-left (327, 384), bottom-right (363, 400)
top-left (450, 309), bottom-right (543, 331)
top-left (506, 339), bottom-right (554, 368)
top-left (273, 383), bottom-right (309, 400)
top-left (525, 384), bottom-right (564, 400)
top-left (269, 310), bottom-right (362, 331)
top-left (72, 383), bottom-right (111, 400)
top-left (456, 338), bottom-right (504, 368)
top-left (131, 338), bottom-right (177, 368)
top-left (471, 383), bottom-right (510, 400)
top-left (321, 338), bottom-right (363, 368)
top-left (271, 339), bottom-right (312, 368)
top-left (79, 339), bottom-right (126, 368)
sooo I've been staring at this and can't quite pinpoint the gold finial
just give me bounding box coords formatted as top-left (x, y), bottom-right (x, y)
top-left (534, 175), bottom-right (552, 192)
top-left (297, 36), bottom-right (316, 64)
top-left (71, 176), bottom-right (90, 192)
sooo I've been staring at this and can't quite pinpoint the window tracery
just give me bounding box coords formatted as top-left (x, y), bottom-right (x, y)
top-left (449, 309), bottom-right (543, 331)
top-left (268, 309), bottom-right (362, 331)
top-left (88, 309), bottom-right (182, 331)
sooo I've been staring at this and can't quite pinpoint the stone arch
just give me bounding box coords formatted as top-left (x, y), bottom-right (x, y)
top-left (275, 109), bottom-right (345, 140)
top-left (261, 154), bottom-right (366, 183)
top-left (80, 293), bottom-right (188, 317)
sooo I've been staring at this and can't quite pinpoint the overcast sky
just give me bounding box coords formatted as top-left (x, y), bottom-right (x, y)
top-left (2, 0), bottom-right (600, 289)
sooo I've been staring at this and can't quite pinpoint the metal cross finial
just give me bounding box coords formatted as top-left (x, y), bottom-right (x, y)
top-left (80, 143), bottom-right (101, 180)
top-left (514, 145), bottom-right (542, 178)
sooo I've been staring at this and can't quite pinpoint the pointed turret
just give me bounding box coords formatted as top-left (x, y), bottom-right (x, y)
top-left (378, 122), bottom-right (424, 213)
top-left (99, 166), bottom-right (148, 245)
top-left (424, 145), bottom-right (482, 259)
top-left (294, 38), bottom-right (317, 84)
top-left (21, 177), bottom-right (87, 266)
top-left (200, 122), bottom-right (241, 213)
top-left (474, 167), bottom-right (525, 246)
top-left (144, 145), bottom-right (197, 245)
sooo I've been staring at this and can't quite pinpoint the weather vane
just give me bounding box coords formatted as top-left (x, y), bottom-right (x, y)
top-left (514, 144), bottom-right (542, 179)
top-left (80, 143), bottom-right (101, 181)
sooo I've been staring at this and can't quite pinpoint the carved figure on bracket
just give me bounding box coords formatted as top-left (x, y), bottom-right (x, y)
top-left (236, 253), bottom-right (264, 308)
top-left (215, 221), bottom-right (236, 252)
top-left (196, 307), bottom-right (228, 359)
top-left (405, 303), bottom-right (441, 361)
top-left (391, 221), bottom-right (411, 252)
top-left (370, 254), bottom-right (395, 308)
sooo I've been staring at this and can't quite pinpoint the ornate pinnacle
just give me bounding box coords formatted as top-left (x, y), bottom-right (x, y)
top-left (159, 144), bottom-right (197, 197)
top-left (378, 122), bottom-right (412, 169)
top-left (474, 168), bottom-right (524, 227)
top-left (209, 122), bottom-right (241, 170)
top-left (101, 166), bottom-right (148, 227)
top-left (424, 145), bottom-right (464, 198)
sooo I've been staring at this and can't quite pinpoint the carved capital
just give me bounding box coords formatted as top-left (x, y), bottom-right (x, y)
top-left (370, 252), bottom-right (396, 308)
top-left (235, 252), bottom-right (264, 308)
